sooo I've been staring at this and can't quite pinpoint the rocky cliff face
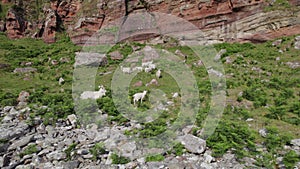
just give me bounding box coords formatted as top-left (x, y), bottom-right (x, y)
top-left (0, 0), bottom-right (299, 44)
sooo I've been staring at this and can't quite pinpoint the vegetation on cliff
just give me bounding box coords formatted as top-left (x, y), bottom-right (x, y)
top-left (0, 31), bottom-right (299, 167)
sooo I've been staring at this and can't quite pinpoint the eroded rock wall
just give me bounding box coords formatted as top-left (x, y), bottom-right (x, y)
top-left (0, 0), bottom-right (300, 44)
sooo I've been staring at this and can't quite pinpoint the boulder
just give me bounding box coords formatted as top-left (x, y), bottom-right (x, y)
top-left (17, 91), bottom-right (30, 103)
top-left (272, 39), bottom-right (282, 46)
top-left (291, 139), bottom-right (300, 147)
top-left (75, 52), bottom-right (107, 67)
top-left (110, 51), bottom-right (124, 60)
top-left (133, 81), bottom-right (143, 87)
top-left (42, 10), bottom-right (57, 43)
top-left (214, 49), bottom-right (227, 62)
top-left (8, 135), bottom-right (34, 150)
top-left (5, 9), bottom-right (27, 39)
top-left (177, 134), bottom-right (206, 154)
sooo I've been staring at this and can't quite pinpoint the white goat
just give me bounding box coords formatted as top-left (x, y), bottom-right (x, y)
top-left (133, 90), bottom-right (147, 106)
top-left (156, 69), bottom-right (161, 79)
top-left (144, 67), bottom-right (153, 73)
top-left (120, 66), bottom-right (132, 74)
top-left (172, 92), bottom-right (179, 98)
top-left (142, 61), bottom-right (153, 67)
top-left (148, 63), bottom-right (156, 70)
top-left (80, 85), bottom-right (107, 100)
top-left (58, 77), bottom-right (65, 85)
top-left (133, 66), bottom-right (143, 72)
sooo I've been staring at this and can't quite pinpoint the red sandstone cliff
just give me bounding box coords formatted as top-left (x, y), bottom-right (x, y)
top-left (0, 0), bottom-right (299, 44)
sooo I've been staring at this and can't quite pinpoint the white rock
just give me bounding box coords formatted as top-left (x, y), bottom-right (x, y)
top-left (177, 134), bottom-right (206, 154)
top-left (291, 139), bottom-right (300, 147)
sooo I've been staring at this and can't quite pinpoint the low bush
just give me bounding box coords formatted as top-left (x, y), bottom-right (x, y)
top-left (111, 153), bottom-right (130, 164)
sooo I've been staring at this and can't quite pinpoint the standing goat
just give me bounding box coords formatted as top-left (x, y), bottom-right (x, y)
top-left (80, 85), bottom-right (107, 100)
top-left (133, 90), bottom-right (147, 106)
top-left (156, 69), bottom-right (161, 79)
top-left (120, 66), bottom-right (132, 74)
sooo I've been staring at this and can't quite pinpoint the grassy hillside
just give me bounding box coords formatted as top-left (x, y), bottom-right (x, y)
top-left (0, 32), bottom-right (299, 167)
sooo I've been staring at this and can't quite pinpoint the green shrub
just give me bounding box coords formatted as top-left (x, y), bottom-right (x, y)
top-left (139, 119), bottom-right (167, 138)
top-left (172, 142), bottom-right (185, 156)
top-left (243, 86), bottom-right (267, 108)
top-left (90, 142), bottom-right (106, 161)
top-left (283, 150), bottom-right (300, 169)
top-left (64, 143), bottom-right (77, 161)
top-left (19, 144), bottom-right (38, 158)
top-left (146, 154), bottom-right (165, 162)
top-left (0, 91), bottom-right (18, 107)
top-left (207, 120), bottom-right (256, 158)
top-left (111, 153), bottom-right (130, 164)
top-left (265, 106), bottom-right (287, 120)
top-left (264, 127), bottom-right (292, 152)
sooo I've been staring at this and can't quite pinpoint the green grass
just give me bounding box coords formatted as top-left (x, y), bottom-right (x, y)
top-left (145, 154), bottom-right (165, 162)
top-left (0, 2), bottom-right (12, 20)
top-left (264, 0), bottom-right (291, 11)
top-left (90, 142), bottom-right (106, 161)
top-left (0, 30), bottom-right (300, 168)
top-left (64, 143), bottom-right (77, 161)
top-left (19, 144), bottom-right (38, 158)
top-left (111, 153), bottom-right (130, 164)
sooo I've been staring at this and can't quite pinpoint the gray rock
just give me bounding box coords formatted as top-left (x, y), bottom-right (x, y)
top-left (118, 141), bottom-right (137, 159)
top-left (17, 91), bottom-right (30, 103)
top-left (178, 134), bottom-right (206, 154)
top-left (75, 52), bottom-right (107, 67)
top-left (45, 125), bottom-right (55, 136)
top-left (105, 152), bottom-right (113, 165)
top-left (67, 114), bottom-right (77, 127)
top-left (143, 46), bottom-right (160, 61)
top-left (272, 39), bottom-right (282, 46)
top-left (46, 151), bottom-right (66, 161)
top-left (214, 49), bottom-right (227, 62)
top-left (39, 162), bottom-right (54, 169)
top-left (147, 162), bottom-right (165, 169)
top-left (77, 149), bottom-right (90, 155)
top-left (2, 115), bottom-right (13, 123)
top-left (225, 56), bottom-right (232, 64)
top-left (0, 156), bottom-right (3, 168)
top-left (110, 51), bottom-right (124, 60)
top-left (0, 142), bottom-right (9, 154)
top-left (259, 128), bottom-right (268, 137)
top-left (2, 153), bottom-right (10, 167)
top-left (200, 162), bottom-right (215, 169)
top-left (286, 62), bottom-right (300, 69)
top-left (82, 154), bottom-right (93, 159)
top-left (204, 151), bottom-right (214, 163)
top-left (291, 139), bottom-right (300, 147)
top-left (3, 106), bottom-right (13, 113)
top-left (8, 135), bottom-right (34, 150)
top-left (0, 122), bottom-right (29, 140)
top-left (38, 146), bottom-right (55, 156)
top-left (36, 123), bottom-right (46, 134)
top-left (15, 164), bottom-right (34, 169)
top-left (62, 160), bottom-right (79, 169)
top-left (295, 41), bottom-right (300, 50)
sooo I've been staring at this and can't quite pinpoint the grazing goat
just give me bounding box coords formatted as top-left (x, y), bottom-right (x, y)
top-left (80, 85), bottom-right (107, 100)
top-left (142, 61), bottom-right (153, 67)
top-left (120, 66), bottom-right (132, 74)
top-left (156, 69), bottom-right (161, 79)
top-left (172, 92), bottom-right (179, 98)
top-left (144, 67), bottom-right (153, 73)
top-left (133, 66), bottom-right (143, 72)
top-left (133, 90), bottom-right (147, 106)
